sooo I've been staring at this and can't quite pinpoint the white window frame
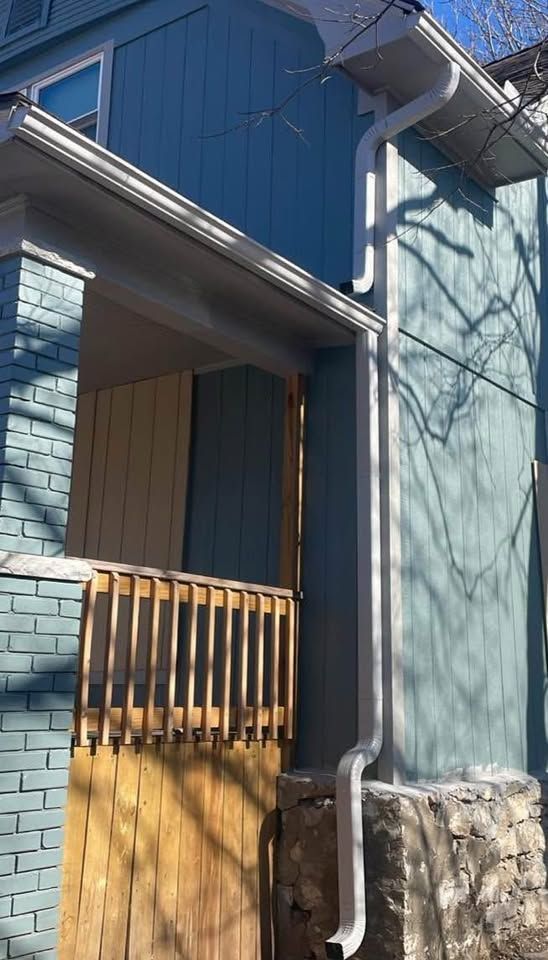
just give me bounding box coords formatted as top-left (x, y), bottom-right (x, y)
top-left (22, 43), bottom-right (114, 147)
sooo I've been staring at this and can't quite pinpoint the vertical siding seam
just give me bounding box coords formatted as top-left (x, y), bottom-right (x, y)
top-left (472, 378), bottom-right (495, 769)
top-left (142, 377), bottom-right (158, 568)
top-left (457, 369), bottom-right (477, 769)
top-left (210, 372), bottom-right (223, 576)
top-left (219, 14), bottom-right (232, 217)
top-left (512, 399), bottom-right (528, 768)
top-left (236, 367), bottom-right (249, 581)
top-left (96, 389), bottom-right (113, 561)
top-left (264, 375), bottom-right (275, 584)
top-left (197, 5), bottom-right (210, 200)
top-left (197, 4), bottom-right (211, 206)
top-left (321, 365), bottom-right (329, 768)
top-left (242, 25), bottom-right (253, 235)
top-left (267, 37), bottom-right (278, 251)
top-left (82, 391), bottom-right (98, 561)
top-left (167, 374), bottom-right (182, 570)
top-left (486, 382), bottom-right (510, 768)
top-left (176, 16), bottom-right (189, 195)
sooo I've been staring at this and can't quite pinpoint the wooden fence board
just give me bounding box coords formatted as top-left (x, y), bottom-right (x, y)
top-left (59, 748), bottom-right (93, 960)
top-left (100, 747), bottom-right (141, 960)
top-left (60, 741), bottom-right (281, 960)
top-left (73, 748), bottom-right (118, 960)
top-left (176, 742), bottom-right (206, 959)
top-left (128, 744), bottom-right (164, 960)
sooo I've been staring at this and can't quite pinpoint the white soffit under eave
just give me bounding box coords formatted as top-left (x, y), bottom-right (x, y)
top-left (303, 2), bottom-right (548, 186)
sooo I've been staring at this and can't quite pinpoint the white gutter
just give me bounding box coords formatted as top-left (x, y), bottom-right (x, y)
top-left (326, 61), bottom-right (460, 960)
top-left (0, 95), bottom-right (384, 339)
top-left (350, 61), bottom-right (461, 295)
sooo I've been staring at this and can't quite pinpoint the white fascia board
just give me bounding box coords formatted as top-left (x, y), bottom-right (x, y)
top-left (0, 97), bottom-right (385, 338)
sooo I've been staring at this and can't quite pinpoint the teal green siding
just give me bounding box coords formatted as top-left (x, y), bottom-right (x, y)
top-left (399, 129), bottom-right (548, 779)
top-left (297, 346), bottom-right (357, 771)
top-left (184, 365), bottom-right (284, 586)
top-left (0, 0), bottom-right (369, 287)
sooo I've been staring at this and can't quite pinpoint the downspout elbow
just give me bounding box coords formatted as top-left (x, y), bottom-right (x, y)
top-left (350, 60), bottom-right (461, 296)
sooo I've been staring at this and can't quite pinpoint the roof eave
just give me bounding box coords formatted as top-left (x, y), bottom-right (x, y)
top-left (0, 95), bottom-right (385, 339)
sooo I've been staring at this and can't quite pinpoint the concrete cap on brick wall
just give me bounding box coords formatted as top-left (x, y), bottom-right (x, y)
top-left (0, 552), bottom-right (92, 582)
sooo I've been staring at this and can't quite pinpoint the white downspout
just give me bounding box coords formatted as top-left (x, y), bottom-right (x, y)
top-left (326, 61), bottom-right (461, 960)
top-left (349, 61), bottom-right (461, 295)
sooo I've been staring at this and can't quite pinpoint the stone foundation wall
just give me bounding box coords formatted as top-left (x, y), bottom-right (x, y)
top-left (277, 772), bottom-right (548, 960)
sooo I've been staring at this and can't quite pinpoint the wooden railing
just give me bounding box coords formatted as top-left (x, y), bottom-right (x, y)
top-left (74, 560), bottom-right (299, 746)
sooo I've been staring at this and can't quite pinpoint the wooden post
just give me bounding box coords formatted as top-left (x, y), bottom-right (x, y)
top-left (279, 375), bottom-right (304, 754)
top-left (279, 374), bottom-right (305, 591)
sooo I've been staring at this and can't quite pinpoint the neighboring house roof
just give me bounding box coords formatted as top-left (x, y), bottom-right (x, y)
top-left (302, 0), bottom-right (548, 185)
top-left (485, 42), bottom-right (548, 106)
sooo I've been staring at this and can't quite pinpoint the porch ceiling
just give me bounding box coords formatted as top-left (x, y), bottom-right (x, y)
top-left (0, 96), bottom-right (384, 376)
top-left (79, 291), bottom-right (227, 394)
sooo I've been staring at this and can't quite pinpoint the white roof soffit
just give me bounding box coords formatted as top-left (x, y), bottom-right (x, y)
top-left (0, 96), bottom-right (384, 351)
top-left (304, 1), bottom-right (548, 186)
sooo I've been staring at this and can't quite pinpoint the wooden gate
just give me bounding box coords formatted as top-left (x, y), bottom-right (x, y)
top-left (60, 740), bottom-right (282, 960)
top-left (58, 561), bottom-right (298, 960)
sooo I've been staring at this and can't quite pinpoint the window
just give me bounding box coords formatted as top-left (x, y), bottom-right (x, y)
top-left (26, 46), bottom-right (113, 145)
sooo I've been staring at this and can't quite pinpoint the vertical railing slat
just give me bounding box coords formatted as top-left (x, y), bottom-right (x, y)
top-left (121, 575), bottom-right (140, 746)
top-left (75, 575), bottom-right (97, 747)
top-left (202, 586), bottom-right (216, 742)
top-left (164, 581), bottom-right (180, 743)
top-left (143, 577), bottom-right (161, 744)
top-left (237, 593), bottom-right (250, 741)
top-left (284, 599), bottom-right (296, 740)
top-left (269, 597), bottom-right (280, 740)
top-left (253, 594), bottom-right (265, 741)
top-left (98, 572), bottom-right (120, 746)
top-left (220, 590), bottom-right (233, 742)
top-left (183, 584), bottom-right (198, 742)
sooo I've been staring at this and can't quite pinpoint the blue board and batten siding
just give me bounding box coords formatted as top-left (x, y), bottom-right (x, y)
top-left (0, 0), bottom-right (369, 288)
top-left (398, 129), bottom-right (548, 780)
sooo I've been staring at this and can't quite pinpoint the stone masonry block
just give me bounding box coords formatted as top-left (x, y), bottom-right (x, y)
top-left (277, 772), bottom-right (548, 960)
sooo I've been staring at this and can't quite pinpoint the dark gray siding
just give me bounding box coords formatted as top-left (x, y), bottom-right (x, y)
top-left (297, 346), bottom-right (358, 772)
top-left (184, 365), bottom-right (284, 586)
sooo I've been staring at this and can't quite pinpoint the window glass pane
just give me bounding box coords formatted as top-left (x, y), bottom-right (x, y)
top-left (38, 61), bottom-right (100, 123)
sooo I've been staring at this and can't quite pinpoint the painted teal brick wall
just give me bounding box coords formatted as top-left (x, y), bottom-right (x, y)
top-left (0, 575), bottom-right (81, 960)
top-left (398, 131), bottom-right (548, 780)
top-left (0, 253), bottom-right (84, 959)
top-left (0, 256), bottom-right (82, 558)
